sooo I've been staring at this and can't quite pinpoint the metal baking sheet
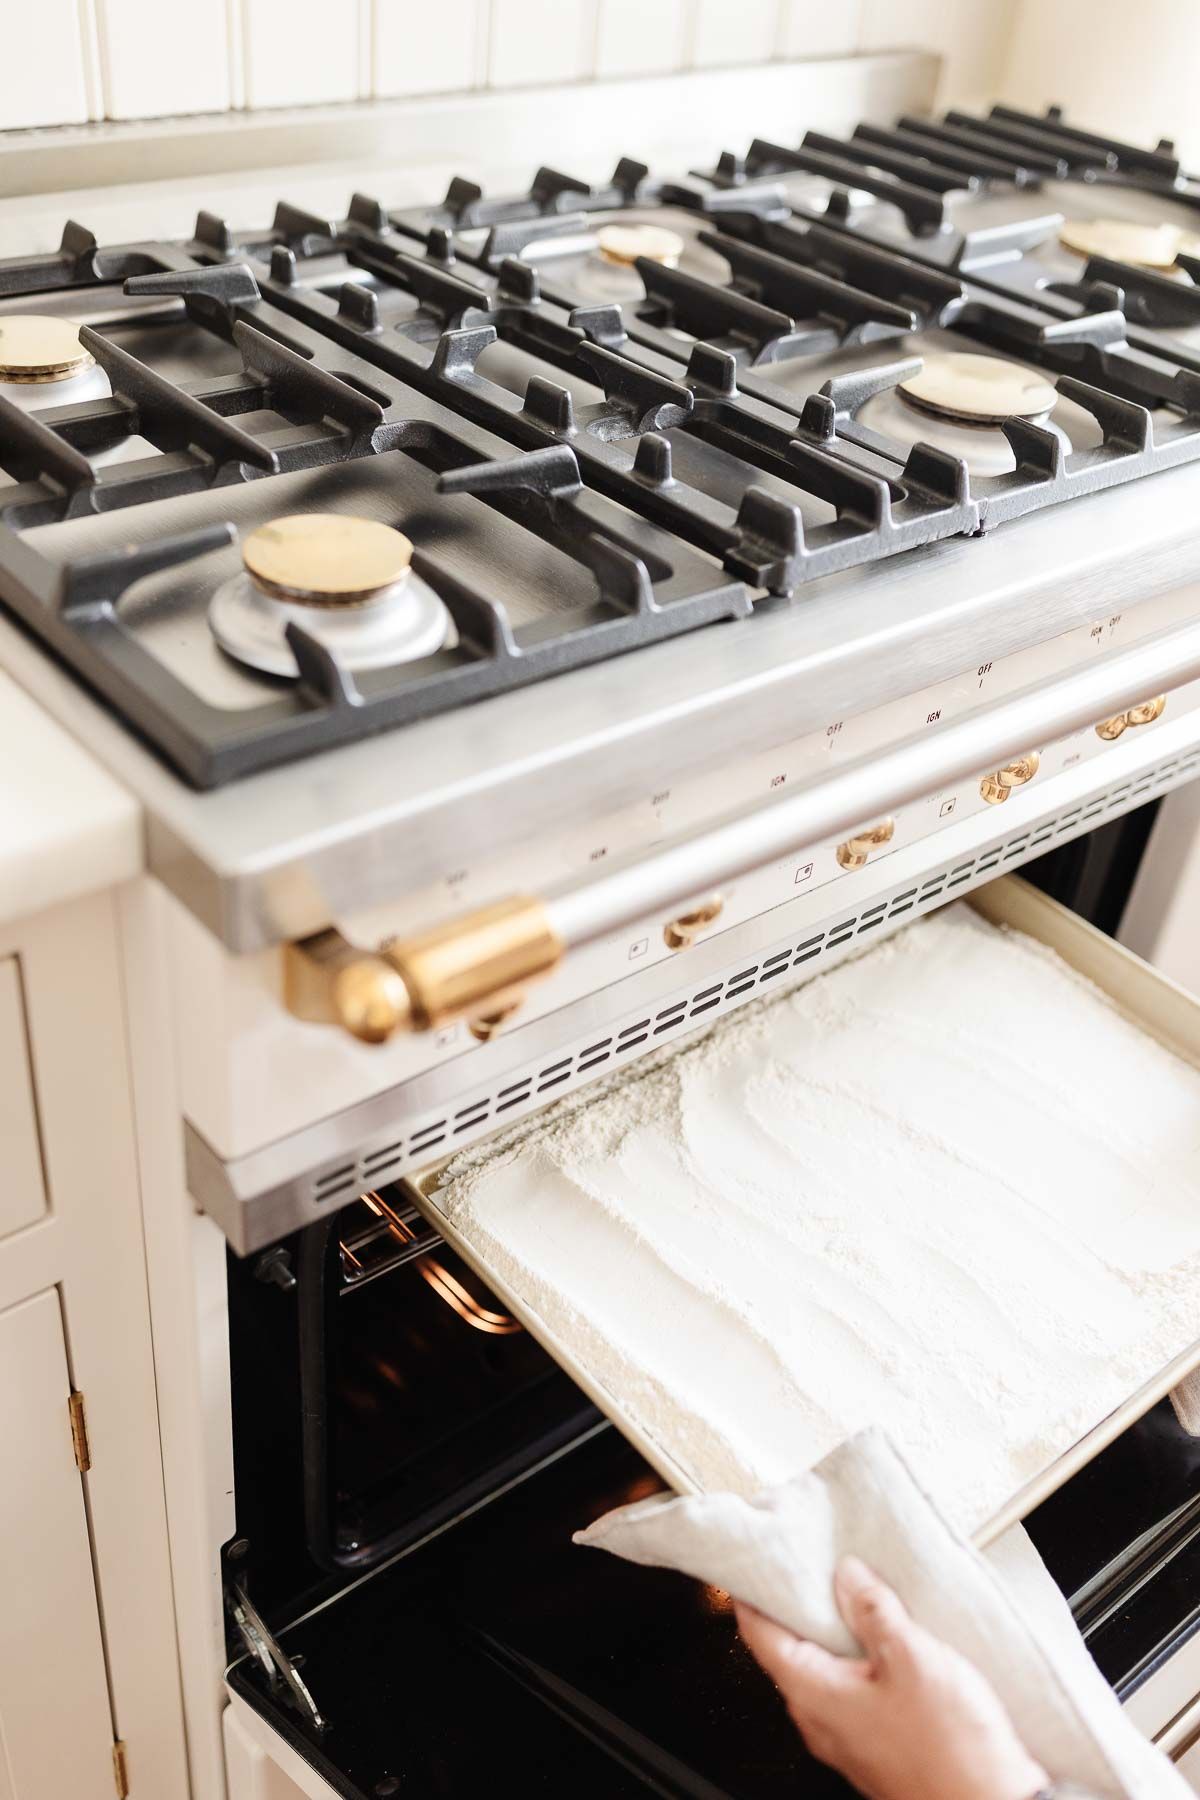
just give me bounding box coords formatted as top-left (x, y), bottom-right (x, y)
top-left (404, 875), bottom-right (1200, 1547)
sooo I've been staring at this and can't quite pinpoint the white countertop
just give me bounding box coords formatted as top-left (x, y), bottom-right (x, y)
top-left (0, 669), bottom-right (140, 927)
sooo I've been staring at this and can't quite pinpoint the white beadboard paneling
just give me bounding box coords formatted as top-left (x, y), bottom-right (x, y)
top-left (858, 0), bottom-right (1015, 103)
top-left (0, 0), bottom-right (90, 126)
top-left (692, 0), bottom-right (779, 68)
top-left (778, 0), bottom-right (861, 58)
top-left (243, 0), bottom-right (361, 107)
top-left (98, 0), bottom-right (232, 117)
top-left (488, 0), bottom-right (594, 88)
top-left (374, 0), bottom-right (483, 95)
top-left (79, 0), bottom-right (104, 119)
top-left (596, 0), bottom-right (689, 78)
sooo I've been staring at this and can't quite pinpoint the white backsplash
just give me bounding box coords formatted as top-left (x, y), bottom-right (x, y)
top-left (2, 0), bottom-right (1012, 130)
top-left (997, 0), bottom-right (1200, 167)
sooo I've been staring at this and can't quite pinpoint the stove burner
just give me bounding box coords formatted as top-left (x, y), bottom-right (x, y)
top-left (860, 353), bottom-right (1070, 476)
top-left (897, 351), bottom-right (1058, 423)
top-left (242, 513), bottom-right (415, 605)
top-left (596, 222), bottom-right (684, 268)
top-left (0, 313), bottom-right (112, 412)
top-left (210, 514), bottom-right (451, 679)
top-left (1058, 218), bottom-right (1185, 271)
top-left (0, 314), bottom-right (94, 384)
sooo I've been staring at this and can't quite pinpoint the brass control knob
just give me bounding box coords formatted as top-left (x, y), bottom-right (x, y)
top-left (979, 752), bottom-right (1040, 805)
top-left (1096, 695), bottom-right (1165, 739)
top-left (663, 896), bottom-right (724, 951)
top-left (835, 819), bottom-right (895, 871)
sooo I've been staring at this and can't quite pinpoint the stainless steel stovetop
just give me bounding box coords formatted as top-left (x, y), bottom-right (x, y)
top-left (4, 99), bottom-right (1200, 953)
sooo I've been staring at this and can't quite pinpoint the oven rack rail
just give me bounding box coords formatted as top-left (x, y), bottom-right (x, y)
top-left (187, 720), bottom-right (1200, 1256)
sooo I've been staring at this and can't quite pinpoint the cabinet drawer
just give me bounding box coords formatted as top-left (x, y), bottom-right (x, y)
top-left (0, 957), bottom-right (45, 1241)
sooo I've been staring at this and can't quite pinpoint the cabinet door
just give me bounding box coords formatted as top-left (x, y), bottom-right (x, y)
top-left (0, 1290), bottom-right (114, 1798)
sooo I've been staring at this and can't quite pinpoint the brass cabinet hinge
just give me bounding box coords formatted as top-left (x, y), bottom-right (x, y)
top-left (112, 1740), bottom-right (129, 1798)
top-left (68, 1391), bottom-right (91, 1473)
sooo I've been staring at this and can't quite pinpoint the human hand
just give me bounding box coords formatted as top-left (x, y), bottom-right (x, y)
top-left (735, 1555), bottom-right (1050, 1800)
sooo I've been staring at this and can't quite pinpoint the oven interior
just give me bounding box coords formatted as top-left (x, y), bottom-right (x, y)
top-left (226, 807), bottom-right (1200, 1797)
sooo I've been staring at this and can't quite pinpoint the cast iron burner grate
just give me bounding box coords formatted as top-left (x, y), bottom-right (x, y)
top-left (0, 265), bottom-right (751, 786)
top-left (703, 103), bottom-right (1200, 365)
top-left (3, 100), bottom-right (1200, 790)
top-left (235, 205), bottom-right (1200, 532)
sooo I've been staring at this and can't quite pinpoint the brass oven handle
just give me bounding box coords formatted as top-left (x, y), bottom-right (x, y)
top-left (285, 627), bottom-right (1200, 1043)
top-left (284, 896), bottom-right (563, 1045)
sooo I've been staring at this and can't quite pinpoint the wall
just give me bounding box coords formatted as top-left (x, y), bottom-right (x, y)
top-left (3, 0), bottom-right (1014, 131)
top-left (996, 0), bottom-right (1200, 164)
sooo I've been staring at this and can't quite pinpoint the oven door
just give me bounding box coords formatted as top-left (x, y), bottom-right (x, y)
top-left (224, 1181), bottom-right (848, 1798)
top-left (222, 1392), bottom-right (1200, 1800)
top-left (224, 1422), bottom-right (850, 1799)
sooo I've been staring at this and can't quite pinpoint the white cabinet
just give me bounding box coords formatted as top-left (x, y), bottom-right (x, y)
top-left (0, 888), bottom-right (191, 1799)
top-left (0, 1289), bottom-right (114, 1798)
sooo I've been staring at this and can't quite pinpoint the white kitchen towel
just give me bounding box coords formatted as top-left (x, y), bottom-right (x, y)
top-left (575, 1428), bottom-right (1190, 1800)
top-left (1170, 1370), bottom-right (1200, 1435)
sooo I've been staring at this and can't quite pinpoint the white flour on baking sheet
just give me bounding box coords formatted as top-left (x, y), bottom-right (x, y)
top-left (436, 906), bottom-right (1200, 1532)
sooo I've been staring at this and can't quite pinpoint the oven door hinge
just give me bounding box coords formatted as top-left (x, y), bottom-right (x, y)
top-left (111, 1739), bottom-right (129, 1799)
top-left (69, 1390), bottom-right (91, 1473)
top-left (224, 1543), bottom-right (328, 1735)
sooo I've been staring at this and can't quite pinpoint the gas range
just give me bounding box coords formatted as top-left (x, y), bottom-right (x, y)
top-left (18, 78), bottom-right (1200, 1800)
top-left (4, 98), bottom-right (1200, 1005)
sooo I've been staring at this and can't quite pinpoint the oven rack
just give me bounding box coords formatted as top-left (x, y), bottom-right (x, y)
top-left (186, 715), bottom-right (1200, 1255)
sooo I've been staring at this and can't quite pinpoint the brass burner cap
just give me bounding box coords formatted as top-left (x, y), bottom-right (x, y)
top-left (898, 352), bottom-right (1057, 424)
top-left (1058, 218), bottom-right (1183, 270)
top-left (596, 222), bottom-right (685, 268)
top-left (242, 515), bottom-right (414, 607)
top-left (0, 314), bottom-right (94, 383)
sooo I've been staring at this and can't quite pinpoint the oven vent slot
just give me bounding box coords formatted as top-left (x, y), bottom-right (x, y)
top-left (304, 743), bottom-right (1200, 1210)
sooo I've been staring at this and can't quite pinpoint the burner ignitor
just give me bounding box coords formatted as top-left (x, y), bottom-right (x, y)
top-left (208, 514), bottom-right (452, 680)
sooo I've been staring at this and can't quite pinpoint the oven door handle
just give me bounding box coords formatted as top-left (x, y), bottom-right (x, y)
top-left (285, 616), bottom-right (1200, 1041)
